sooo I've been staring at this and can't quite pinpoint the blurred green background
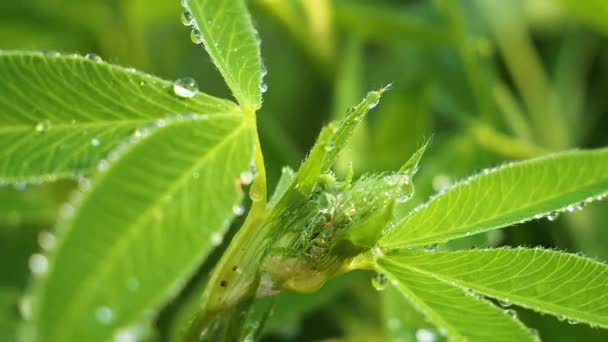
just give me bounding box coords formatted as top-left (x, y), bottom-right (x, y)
top-left (1, 0), bottom-right (608, 341)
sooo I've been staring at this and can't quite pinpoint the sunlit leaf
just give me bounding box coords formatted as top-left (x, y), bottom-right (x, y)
top-left (0, 51), bottom-right (238, 183)
top-left (383, 248), bottom-right (608, 328)
top-left (26, 114), bottom-right (255, 341)
top-left (183, 0), bottom-right (263, 111)
top-left (380, 148), bottom-right (608, 249)
top-left (377, 258), bottom-right (536, 341)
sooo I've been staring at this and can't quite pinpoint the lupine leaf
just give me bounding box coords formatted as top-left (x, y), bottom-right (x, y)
top-left (380, 148), bottom-right (608, 249)
top-left (26, 114), bottom-right (255, 342)
top-left (377, 258), bottom-right (536, 341)
top-left (183, 0), bottom-right (263, 111)
top-left (383, 248), bottom-right (608, 328)
top-left (0, 51), bottom-right (238, 183)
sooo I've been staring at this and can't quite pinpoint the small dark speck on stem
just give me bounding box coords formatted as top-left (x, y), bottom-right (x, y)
top-left (220, 280), bottom-right (228, 287)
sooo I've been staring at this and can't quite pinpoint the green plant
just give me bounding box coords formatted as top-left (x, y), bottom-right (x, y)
top-left (1, 0), bottom-right (608, 341)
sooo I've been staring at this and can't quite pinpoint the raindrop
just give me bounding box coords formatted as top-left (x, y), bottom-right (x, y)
top-left (19, 295), bottom-right (32, 320)
top-left (423, 243), bottom-right (438, 252)
top-left (232, 205), bottom-right (245, 216)
top-left (34, 122), bottom-right (47, 132)
top-left (567, 319), bottom-right (579, 325)
top-left (91, 138), bottom-right (100, 147)
top-left (29, 254), bottom-right (49, 275)
top-left (173, 77), bottom-right (198, 98)
top-left (325, 143), bottom-right (335, 152)
top-left (43, 50), bottom-right (60, 57)
top-left (211, 233), bottom-right (223, 246)
top-left (96, 306), bottom-right (114, 324)
top-left (371, 273), bottom-right (388, 291)
top-left (367, 98), bottom-right (380, 110)
top-left (498, 298), bottom-right (512, 307)
top-left (190, 29), bottom-right (203, 44)
top-left (60, 203), bottom-right (75, 219)
top-left (546, 211), bottom-right (559, 221)
top-left (415, 328), bottom-right (437, 342)
top-left (505, 309), bottom-right (518, 319)
top-left (155, 119), bottom-right (166, 127)
top-left (38, 231), bottom-right (57, 251)
top-left (259, 83), bottom-right (268, 94)
top-left (181, 11), bottom-right (194, 26)
top-left (85, 53), bottom-right (102, 62)
top-left (14, 182), bottom-right (27, 191)
top-left (97, 160), bottom-right (110, 172)
top-left (240, 171), bottom-right (254, 185)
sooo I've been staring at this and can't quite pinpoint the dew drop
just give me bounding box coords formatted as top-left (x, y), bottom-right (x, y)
top-left (173, 77), bottom-right (198, 98)
top-left (97, 160), bottom-right (110, 172)
top-left (567, 318), bottom-right (579, 325)
top-left (29, 253), bottom-right (48, 275)
top-left (367, 98), bottom-right (380, 110)
top-left (85, 53), bottom-right (103, 62)
top-left (371, 273), bottom-right (388, 291)
top-left (38, 230), bottom-right (57, 251)
top-left (181, 11), bottom-right (194, 26)
top-left (96, 306), bottom-right (114, 325)
top-left (14, 182), bottom-right (26, 191)
top-left (505, 309), bottom-right (518, 319)
top-left (190, 29), bottom-right (203, 44)
top-left (34, 122), bottom-right (47, 132)
top-left (325, 143), bottom-right (335, 152)
top-left (232, 205), bottom-right (245, 216)
top-left (423, 243), bottom-right (438, 252)
top-left (60, 203), bottom-right (75, 219)
top-left (19, 295), bottom-right (32, 320)
top-left (415, 328), bottom-right (437, 342)
top-left (240, 171), bottom-right (254, 185)
top-left (155, 119), bottom-right (166, 127)
top-left (43, 50), bottom-right (60, 57)
top-left (211, 233), bottom-right (223, 246)
top-left (546, 211), bottom-right (559, 221)
top-left (91, 138), bottom-right (100, 147)
top-left (498, 298), bottom-right (512, 307)
top-left (259, 83), bottom-right (268, 94)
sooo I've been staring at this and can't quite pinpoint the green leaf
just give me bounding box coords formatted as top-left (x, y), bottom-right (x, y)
top-left (26, 114), bottom-right (255, 341)
top-left (183, 0), bottom-right (263, 111)
top-left (558, 0), bottom-right (608, 35)
top-left (377, 259), bottom-right (536, 341)
top-left (383, 248), bottom-right (608, 328)
top-left (380, 148), bottom-right (608, 249)
top-left (0, 51), bottom-right (238, 183)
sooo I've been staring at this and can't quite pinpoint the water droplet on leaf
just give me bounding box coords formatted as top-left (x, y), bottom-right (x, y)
top-left (29, 254), bottom-right (48, 275)
top-left (173, 77), bottom-right (198, 98)
top-left (91, 138), bottom-right (100, 146)
top-left (190, 29), bottom-right (203, 44)
top-left (211, 233), bottom-right (223, 246)
top-left (415, 328), bottom-right (437, 342)
top-left (546, 211), bottom-right (559, 221)
top-left (498, 298), bottom-right (512, 307)
top-left (505, 309), bottom-right (518, 318)
top-left (371, 273), bottom-right (388, 291)
top-left (38, 231), bottom-right (57, 251)
top-left (96, 306), bottom-right (114, 324)
top-left (85, 53), bottom-right (102, 62)
top-left (181, 11), bottom-right (194, 26)
top-left (232, 205), bottom-right (245, 216)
